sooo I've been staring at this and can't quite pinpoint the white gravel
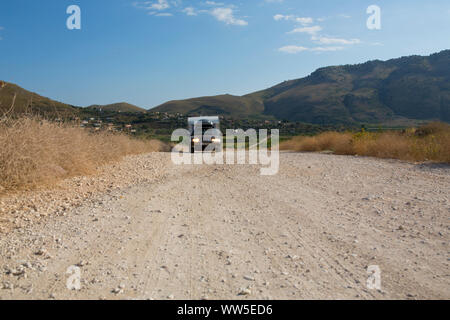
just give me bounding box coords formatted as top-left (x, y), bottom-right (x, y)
top-left (0, 152), bottom-right (449, 299)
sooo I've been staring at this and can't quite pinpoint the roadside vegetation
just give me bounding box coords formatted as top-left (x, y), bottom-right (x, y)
top-left (0, 115), bottom-right (167, 194)
top-left (280, 122), bottom-right (450, 163)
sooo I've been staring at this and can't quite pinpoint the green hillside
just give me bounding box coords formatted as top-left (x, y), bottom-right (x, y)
top-left (0, 82), bottom-right (147, 117)
top-left (0, 81), bottom-right (78, 116)
top-left (87, 102), bottom-right (147, 113)
top-left (152, 50), bottom-right (450, 124)
top-left (153, 94), bottom-right (265, 118)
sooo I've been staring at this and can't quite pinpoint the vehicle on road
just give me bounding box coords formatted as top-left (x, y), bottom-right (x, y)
top-left (188, 116), bottom-right (221, 153)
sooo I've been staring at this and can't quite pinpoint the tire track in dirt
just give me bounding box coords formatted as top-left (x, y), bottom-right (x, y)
top-left (0, 152), bottom-right (448, 299)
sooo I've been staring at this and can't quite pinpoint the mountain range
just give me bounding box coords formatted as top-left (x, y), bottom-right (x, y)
top-left (153, 50), bottom-right (450, 124)
top-left (1, 50), bottom-right (449, 124)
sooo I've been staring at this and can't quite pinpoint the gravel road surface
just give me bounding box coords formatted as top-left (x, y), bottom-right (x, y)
top-left (0, 152), bottom-right (449, 299)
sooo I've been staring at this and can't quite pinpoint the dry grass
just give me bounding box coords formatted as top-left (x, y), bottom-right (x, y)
top-left (0, 116), bottom-right (167, 194)
top-left (281, 132), bottom-right (354, 154)
top-left (280, 122), bottom-right (450, 163)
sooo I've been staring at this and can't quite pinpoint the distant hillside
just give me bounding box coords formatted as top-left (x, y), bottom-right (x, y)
top-left (0, 81), bottom-right (78, 116)
top-left (87, 102), bottom-right (147, 113)
top-left (153, 50), bottom-right (450, 124)
top-left (154, 94), bottom-right (264, 118)
top-left (0, 82), bottom-right (147, 117)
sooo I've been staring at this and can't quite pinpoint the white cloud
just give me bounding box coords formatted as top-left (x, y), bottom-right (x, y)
top-left (210, 7), bottom-right (248, 26)
top-left (279, 45), bottom-right (344, 54)
top-left (278, 45), bottom-right (308, 54)
top-left (150, 0), bottom-right (169, 11)
top-left (183, 7), bottom-right (197, 16)
top-left (310, 46), bottom-right (344, 52)
top-left (295, 17), bottom-right (313, 25)
top-left (312, 36), bottom-right (361, 45)
top-left (288, 25), bottom-right (322, 35)
top-left (205, 1), bottom-right (225, 6)
top-left (274, 10), bottom-right (362, 54)
top-left (274, 14), bottom-right (289, 21)
top-left (133, 1), bottom-right (248, 26)
top-left (133, 0), bottom-right (169, 11)
top-left (133, 0), bottom-right (173, 16)
top-left (274, 14), bottom-right (313, 26)
top-left (155, 12), bottom-right (173, 16)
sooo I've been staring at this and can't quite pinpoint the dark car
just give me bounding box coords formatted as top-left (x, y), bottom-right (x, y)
top-left (188, 117), bottom-right (221, 153)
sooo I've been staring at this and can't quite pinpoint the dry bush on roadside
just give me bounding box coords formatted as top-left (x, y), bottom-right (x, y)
top-left (318, 132), bottom-right (353, 155)
top-left (0, 116), bottom-right (166, 194)
top-left (414, 121), bottom-right (449, 137)
top-left (280, 132), bottom-right (353, 154)
top-left (410, 128), bottom-right (450, 162)
top-left (280, 122), bottom-right (450, 163)
top-left (352, 132), bottom-right (412, 160)
top-left (280, 135), bottom-right (320, 152)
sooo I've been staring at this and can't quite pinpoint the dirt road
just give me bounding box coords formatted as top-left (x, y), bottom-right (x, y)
top-left (0, 152), bottom-right (449, 299)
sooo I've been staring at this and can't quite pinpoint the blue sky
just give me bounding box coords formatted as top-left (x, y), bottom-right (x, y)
top-left (0, 0), bottom-right (449, 108)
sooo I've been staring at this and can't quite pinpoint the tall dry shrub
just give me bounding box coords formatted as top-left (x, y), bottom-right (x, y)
top-left (317, 132), bottom-right (353, 155)
top-left (280, 122), bottom-right (449, 163)
top-left (353, 132), bottom-right (412, 160)
top-left (280, 132), bottom-right (353, 154)
top-left (0, 116), bottom-right (164, 193)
